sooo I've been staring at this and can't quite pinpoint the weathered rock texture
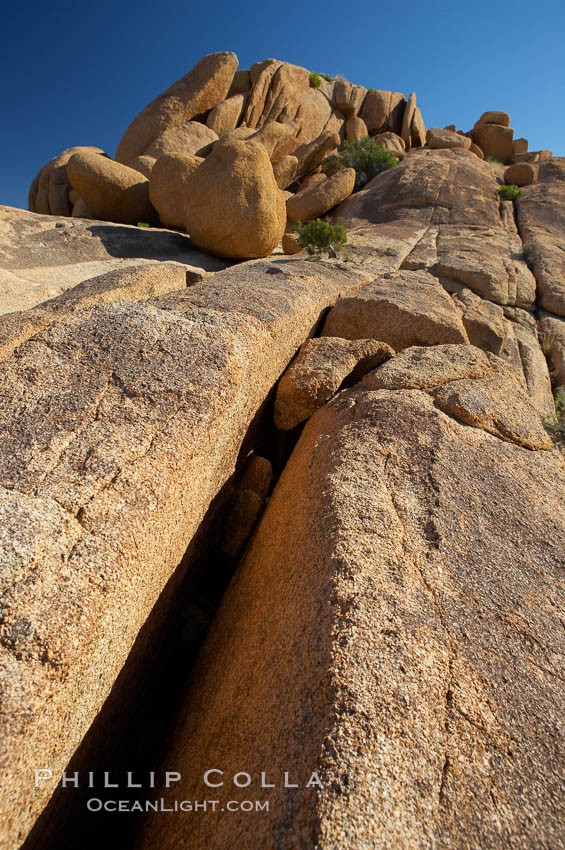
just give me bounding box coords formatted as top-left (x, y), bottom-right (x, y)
top-left (362, 343), bottom-right (493, 390)
top-left (511, 314), bottom-right (556, 419)
top-left (336, 150), bottom-right (536, 307)
top-left (427, 127), bottom-right (471, 150)
top-left (517, 158), bottom-right (565, 316)
top-left (140, 381), bottom-right (565, 850)
top-left (182, 139), bottom-right (286, 258)
top-left (539, 310), bottom-right (565, 387)
top-left (0, 238), bottom-right (376, 850)
top-left (206, 93), bottom-right (247, 137)
top-left (473, 122), bottom-right (513, 163)
top-left (353, 329), bottom-right (552, 444)
top-left (67, 151), bottom-right (158, 226)
top-left (243, 60), bottom-right (331, 146)
top-left (504, 162), bottom-right (537, 187)
top-left (360, 89), bottom-right (405, 135)
top-left (144, 120), bottom-right (218, 158)
top-left (451, 287), bottom-right (506, 354)
top-left (149, 153), bottom-right (203, 230)
top-left (25, 58), bottom-right (429, 256)
top-left (286, 168), bottom-right (356, 222)
top-left (322, 270), bottom-right (469, 349)
top-left (336, 148), bottom-right (537, 309)
top-left (274, 336), bottom-right (393, 429)
top-left (28, 146), bottom-right (106, 216)
top-left (0, 262), bottom-right (190, 362)
top-left (0, 205), bottom-right (227, 316)
top-left (127, 154), bottom-right (157, 179)
top-left (273, 154), bottom-right (299, 189)
top-left (6, 56), bottom-right (565, 850)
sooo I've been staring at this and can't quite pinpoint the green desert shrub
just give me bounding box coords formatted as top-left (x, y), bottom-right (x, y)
top-left (322, 136), bottom-right (398, 191)
top-left (294, 218), bottom-right (347, 257)
top-left (497, 184), bottom-right (523, 201)
top-left (137, 221), bottom-right (150, 228)
top-left (310, 72), bottom-right (332, 87)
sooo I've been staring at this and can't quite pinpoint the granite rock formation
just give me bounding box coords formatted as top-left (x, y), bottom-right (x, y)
top-left (0, 50), bottom-right (563, 850)
top-left (29, 54), bottom-right (552, 262)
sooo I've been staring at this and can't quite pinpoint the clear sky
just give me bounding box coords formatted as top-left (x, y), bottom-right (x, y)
top-left (1, 0), bottom-right (563, 210)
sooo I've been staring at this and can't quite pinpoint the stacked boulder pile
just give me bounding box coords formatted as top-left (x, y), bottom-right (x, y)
top-left (0, 49), bottom-right (563, 850)
top-left (28, 51), bottom-right (551, 260)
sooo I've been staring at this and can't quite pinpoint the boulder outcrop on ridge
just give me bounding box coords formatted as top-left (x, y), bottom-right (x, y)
top-left (4, 48), bottom-right (564, 850)
top-left (27, 53), bottom-right (548, 264)
top-left (336, 148), bottom-right (537, 309)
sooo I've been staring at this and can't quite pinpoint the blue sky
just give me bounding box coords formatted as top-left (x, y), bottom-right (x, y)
top-left (1, 0), bottom-right (563, 210)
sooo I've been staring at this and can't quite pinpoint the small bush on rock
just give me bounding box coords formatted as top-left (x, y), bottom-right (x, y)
top-left (294, 218), bottom-right (347, 258)
top-left (309, 72), bottom-right (323, 88)
top-left (322, 136), bottom-right (398, 191)
top-left (497, 184), bottom-right (523, 201)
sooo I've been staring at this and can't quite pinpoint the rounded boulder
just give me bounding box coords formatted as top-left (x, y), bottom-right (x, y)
top-left (183, 139), bottom-right (286, 258)
top-left (475, 110), bottom-right (511, 128)
top-left (150, 153), bottom-right (204, 230)
top-left (427, 128), bottom-right (471, 150)
top-left (473, 123), bottom-right (514, 164)
top-left (144, 121), bottom-right (218, 159)
top-left (286, 168), bottom-right (356, 222)
top-left (503, 162), bottom-right (537, 187)
top-left (67, 151), bottom-right (158, 225)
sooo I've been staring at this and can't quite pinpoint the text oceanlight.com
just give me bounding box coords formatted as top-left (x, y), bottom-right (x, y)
top-left (86, 798), bottom-right (270, 813)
